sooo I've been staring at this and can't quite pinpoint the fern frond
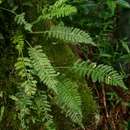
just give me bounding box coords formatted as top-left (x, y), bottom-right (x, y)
top-left (33, 92), bottom-right (53, 123)
top-left (46, 25), bottom-right (95, 46)
top-left (15, 57), bottom-right (32, 78)
top-left (53, 0), bottom-right (68, 7)
top-left (28, 46), bottom-right (59, 94)
top-left (21, 80), bottom-right (37, 96)
top-left (73, 60), bottom-right (127, 89)
top-left (15, 57), bottom-right (37, 96)
top-left (55, 77), bottom-right (83, 127)
top-left (10, 94), bottom-right (32, 129)
top-left (41, 5), bottom-right (77, 20)
top-left (35, 0), bottom-right (77, 23)
top-left (15, 13), bottom-right (32, 31)
top-left (12, 33), bottom-right (24, 52)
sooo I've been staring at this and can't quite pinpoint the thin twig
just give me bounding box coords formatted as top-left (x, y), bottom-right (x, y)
top-left (102, 85), bottom-right (109, 119)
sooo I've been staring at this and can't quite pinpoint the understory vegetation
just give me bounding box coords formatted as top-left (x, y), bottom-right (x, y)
top-left (0, 0), bottom-right (130, 130)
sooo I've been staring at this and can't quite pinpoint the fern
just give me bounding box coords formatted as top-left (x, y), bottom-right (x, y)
top-left (15, 57), bottom-right (37, 96)
top-left (12, 33), bottom-right (24, 53)
top-left (15, 13), bottom-right (32, 32)
top-left (33, 92), bottom-right (53, 122)
top-left (28, 46), bottom-right (59, 94)
top-left (10, 94), bottom-right (32, 129)
top-left (41, 5), bottom-right (77, 20)
top-left (28, 46), bottom-right (84, 127)
top-left (33, 91), bottom-right (55, 130)
top-left (46, 25), bottom-right (95, 46)
top-left (53, 0), bottom-right (68, 7)
top-left (34, 0), bottom-right (77, 23)
top-left (55, 77), bottom-right (83, 127)
top-left (73, 60), bottom-right (127, 89)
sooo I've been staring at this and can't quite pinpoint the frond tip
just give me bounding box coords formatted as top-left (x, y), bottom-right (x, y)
top-left (55, 77), bottom-right (83, 127)
top-left (46, 25), bottom-right (95, 46)
top-left (73, 60), bottom-right (127, 89)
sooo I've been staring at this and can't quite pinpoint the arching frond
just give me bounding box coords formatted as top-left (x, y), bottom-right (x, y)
top-left (28, 46), bottom-right (59, 93)
top-left (73, 60), bottom-right (127, 89)
top-left (10, 94), bottom-right (32, 129)
top-left (35, 0), bottom-right (77, 23)
top-left (15, 57), bottom-right (37, 96)
top-left (33, 91), bottom-right (55, 130)
top-left (55, 77), bottom-right (83, 127)
top-left (12, 33), bottom-right (24, 52)
top-left (41, 5), bottom-right (77, 20)
top-left (46, 25), bottom-right (95, 46)
top-left (15, 13), bottom-right (32, 31)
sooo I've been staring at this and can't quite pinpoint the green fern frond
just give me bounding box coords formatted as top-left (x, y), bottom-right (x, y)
top-left (15, 13), bottom-right (26, 25)
top-left (55, 77), bottom-right (83, 127)
top-left (73, 60), bottom-right (127, 89)
top-left (10, 94), bottom-right (32, 129)
top-left (15, 57), bottom-right (32, 78)
top-left (35, 0), bottom-right (77, 23)
top-left (46, 25), bottom-right (95, 46)
top-left (41, 5), bottom-right (77, 20)
top-left (33, 92), bottom-right (54, 123)
top-left (21, 80), bottom-right (37, 96)
top-left (15, 57), bottom-right (37, 96)
top-left (53, 0), bottom-right (68, 7)
top-left (15, 13), bottom-right (32, 31)
top-left (12, 33), bottom-right (24, 52)
top-left (28, 46), bottom-right (59, 94)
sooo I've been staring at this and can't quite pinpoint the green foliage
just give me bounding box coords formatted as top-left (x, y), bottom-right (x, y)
top-left (73, 60), bottom-right (127, 89)
top-left (28, 46), bottom-right (83, 127)
top-left (55, 77), bottom-right (83, 127)
top-left (14, 45), bottom-right (85, 129)
top-left (10, 94), bottom-right (32, 129)
top-left (12, 33), bottom-right (24, 53)
top-left (35, 0), bottom-right (77, 23)
top-left (15, 13), bottom-right (32, 32)
top-left (117, 0), bottom-right (130, 8)
top-left (4, 0), bottom-right (130, 129)
top-left (32, 91), bottom-right (55, 130)
top-left (28, 46), bottom-right (59, 94)
top-left (47, 25), bottom-right (95, 45)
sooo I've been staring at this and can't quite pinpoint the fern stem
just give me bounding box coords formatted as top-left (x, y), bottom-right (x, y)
top-left (28, 31), bottom-right (45, 34)
top-left (25, 40), bottom-right (32, 48)
top-left (0, 7), bottom-right (17, 15)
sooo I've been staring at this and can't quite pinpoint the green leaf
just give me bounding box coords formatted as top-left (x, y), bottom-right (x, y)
top-left (55, 77), bottom-right (83, 127)
top-left (47, 25), bottom-right (96, 46)
top-left (117, 0), bottom-right (130, 8)
top-left (107, 0), bottom-right (116, 15)
top-left (0, 0), bottom-right (3, 4)
top-left (73, 60), bottom-right (127, 90)
top-left (28, 46), bottom-right (59, 94)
